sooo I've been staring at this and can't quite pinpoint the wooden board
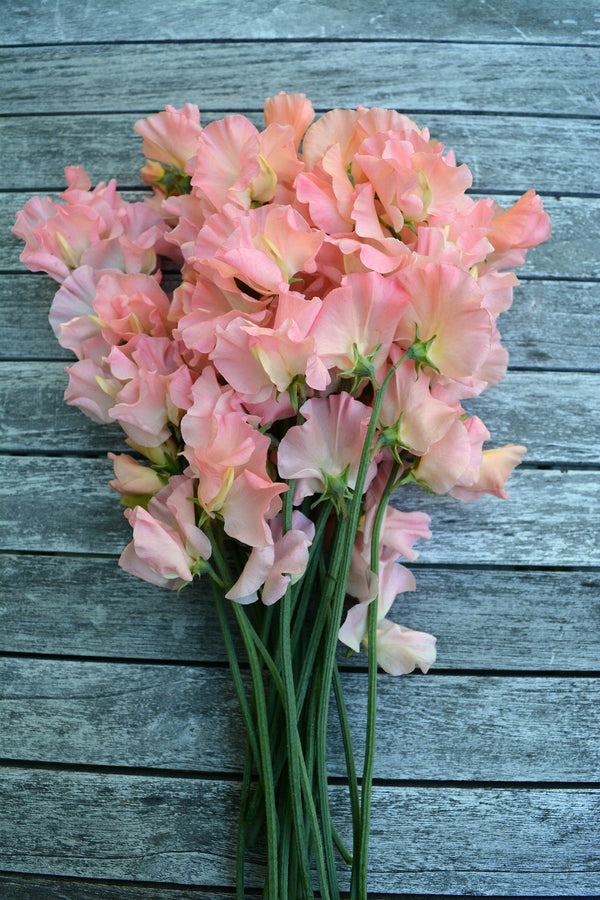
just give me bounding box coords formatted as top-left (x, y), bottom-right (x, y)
top-left (4, 112), bottom-right (599, 194)
top-left (2, 365), bottom-right (598, 461)
top-left (1, 769), bottom-right (598, 894)
top-left (2, 659), bottom-right (599, 780)
top-left (2, 4), bottom-right (599, 897)
top-left (1, 555), bottom-right (598, 671)
top-left (5, 0), bottom-right (599, 45)
top-left (3, 43), bottom-right (599, 117)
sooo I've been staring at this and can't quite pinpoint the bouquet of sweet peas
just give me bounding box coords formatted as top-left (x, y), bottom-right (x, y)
top-left (13, 92), bottom-right (551, 898)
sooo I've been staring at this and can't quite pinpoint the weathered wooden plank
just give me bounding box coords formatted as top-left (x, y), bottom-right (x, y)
top-left (2, 275), bottom-right (598, 369)
top-left (1, 769), bottom-right (598, 894)
top-left (4, 192), bottom-right (595, 279)
top-left (4, 0), bottom-right (598, 45)
top-left (0, 877), bottom-right (240, 900)
top-left (3, 365), bottom-right (597, 462)
top-left (2, 43), bottom-right (599, 116)
top-left (4, 111), bottom-right (598, 194)
top-left (1, 659), bottom-right (598, 780)
top-left (1, 555), bottom-right (598, 670)
top-left (1, 459), bottom-right (597, 565)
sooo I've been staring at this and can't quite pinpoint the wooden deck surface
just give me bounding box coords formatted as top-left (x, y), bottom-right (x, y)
top-left (1, 1), bottom-right (599, 896)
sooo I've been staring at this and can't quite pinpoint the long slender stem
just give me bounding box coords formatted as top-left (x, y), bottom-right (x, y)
top-left (356, 461), bottom-right (400, 899)
top-left (208, 525), bottom-right (279, 898)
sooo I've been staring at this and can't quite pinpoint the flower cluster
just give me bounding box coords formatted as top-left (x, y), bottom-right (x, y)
top-left (14, 93), bottom-right (551, 899)
top-left (14, 93), bottom-right (550, 676)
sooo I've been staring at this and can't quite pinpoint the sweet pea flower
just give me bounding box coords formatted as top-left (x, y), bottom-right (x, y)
top-left (412, 415), bottom-right (490, 495)
top-left (377, 355), bottom-right (459, 455)
top-left (310, 271), bottom-right (409, 376)
top-left (277, 393), bottom-right (376, 504)
top-left (393, 261), bottom-right (492, 380)
top-left (449, 444), bottom-right (526, 502)
top-left (264, 92), bottom-right (315, 150)
top-left (194, 204), bottom-right (324, 300)
top-left (210, 291), bottom-right (327, 402)
top-left (107, 452), bottom-right (166, 498)
top-left (226, 510), bottom-right (315, 605)
top-left (119, 476), bottom-right (211, 589)
top-left (339, 557), bottom-right (437, 675)
top-left (134, 103), bottom-right (203, 186)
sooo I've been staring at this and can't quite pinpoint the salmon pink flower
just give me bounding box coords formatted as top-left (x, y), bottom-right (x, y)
top-left (119, 476), bottom-right (211, 589)
top-left (277, 393), bottom-right (376, 504)
top-left (393, 261), bottom-right (492, 380)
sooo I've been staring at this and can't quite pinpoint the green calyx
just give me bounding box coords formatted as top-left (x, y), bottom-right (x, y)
top-left (404, 325), bottom-right (440, 374)
top-left (154, 164), bottom-right (192, 197)
top-left (317, 467), bottom-right (353, 517)
top-left (339, 343), bottom-right (381, 388)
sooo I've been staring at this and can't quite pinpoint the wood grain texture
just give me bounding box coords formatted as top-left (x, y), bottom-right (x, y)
top-left (0, 877), bottom-right (242, 900)
top-left (4, 111), bottom-right (599, 194)
top-left (5, 192), bottom-right (597, 279)
top-left (3, 2), bottom-right (599, 896)
top-left (1, 769), bottom-right (598, 894)
top-left (1, 555), bottom-right (598, 670)
top-left (1, 658), bottom-right (598, 780)
top-left (3, 364), bottom-right (597, 462)
top-left (3, 275), bottom-right (598, 369)
top-left (2, 457), bottom-right (597, 565)
top-left (4, 0), bottom-right (598, 45)
top-left (2, 42), bottom-right (599, 116)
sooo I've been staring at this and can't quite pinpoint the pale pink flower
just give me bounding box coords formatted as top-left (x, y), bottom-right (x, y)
top-left (107, 453), bottom-right (166, 497)
top-left (195, 204), bottom-right (324, 299)
top-left (119, 476), bottom-right (211, 589)
top-left (488, 189), bottom-right (552, 254)
top-left (310, 271), bottom-right (409, 375)
top-left (107, 336), bottom-right (187, 447)
top-left (210, 292), bottom-right (327, 401)
top-left (449, 444), bottom-right (526, 502)
top-left (277, 393), bottom-right (376, 503)
top-left (264, 92), bottom-right (315, 150)
top-left (49, 266), bottom-right (110, 360)
top-left (339, 557), bottom-right (436, 675)
top-left (393, 262), bottom-right (492, 379)
top-left (93, 271), bottom-right (172, 344)
top-left (413, 415), bottom-right (490, 494)
top-left (226, 510), bottom-right (315, 604)
top-left (63, 357), bottom-right (122, 423)
top-left (377, 355), bottom-right (458, 455)
top-left (134, 103), bottom-right (202, 171)
top-left (374, 620), bottom-right (437, 675)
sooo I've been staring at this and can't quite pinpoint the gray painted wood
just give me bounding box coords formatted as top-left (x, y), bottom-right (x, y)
top-left (1, 658), bottom-right (598, 780)
top-left (1, 769), bottom-right (598, 894)
top-left (5, 192), bottom-right (596, 279)
top-left (2, 458), bottom-right (597, 565)
top-left (3, 2), bottom-right (598, 896)
top-left (4, 112), bottom-right (599, 194)
top-left (3, 276), bottom-right (598, 370)
top-left (3, 365), bottom-right (597, 462)
top-left (0, 878), bottom-right (241, 900)
top-left (3, 43), bottom-right (599, 116)
top-left (1, 555), bottom-right (598, 670)
top-left (4, 0), bottom-right (598, 45)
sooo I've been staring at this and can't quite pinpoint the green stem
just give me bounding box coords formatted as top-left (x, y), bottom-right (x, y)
top-left (208, 525), bottom-right (279, 898)
top-left (356, 461), bottom-right (400, 899)
top-left (332, 662), bottom-right (360, 867)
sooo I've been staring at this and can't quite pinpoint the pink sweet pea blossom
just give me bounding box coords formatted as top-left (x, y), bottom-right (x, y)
top-left (393, 261), bottom-right (492, 380)
top-left (277, 393), bottom-right (376, 503)
top-left (449, 444), bottom-right (526, 501)
top-left (134, 103), bottom-right (202, 172)
top-left (119, 476), bottom-right (211, 589)
top-left (226, 510), bottom-right (315, 604)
